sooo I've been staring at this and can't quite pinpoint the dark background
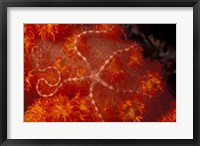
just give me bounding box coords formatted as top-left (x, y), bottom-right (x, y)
top-left (123, 24), bottom-right (176, 98)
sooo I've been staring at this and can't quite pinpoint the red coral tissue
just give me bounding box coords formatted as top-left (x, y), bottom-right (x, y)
top-left (24, 24), bottom-right (176, 122)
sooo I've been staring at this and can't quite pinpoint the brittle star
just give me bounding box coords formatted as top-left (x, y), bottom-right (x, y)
top-left (31, 26), bottom-right (137, 121)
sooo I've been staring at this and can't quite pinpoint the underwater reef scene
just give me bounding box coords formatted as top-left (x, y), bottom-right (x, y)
top-left (24, 24), bottom-right (176, 122)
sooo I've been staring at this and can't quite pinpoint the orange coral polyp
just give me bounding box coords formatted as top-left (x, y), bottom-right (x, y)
top-left (24, 70), bottom-right (34, 91)
top-left (139, 72), bottom-right (163, 96)
top-left (96, 24), bottom-right (123, 40)
top-left (129, 48), bottom-right (144, 68)
top-left (159, 109), bottom-right (176, 122)
top-left (96, 24), bottom-right (115, 31)
top-left (37, 24), bottom-right (59, 41)
top-left (118, 98), bottom-right (145, 122)
top-left (62, 34), bottom-right (79, 59)
top-left (24, 94), bottom-right (101, 122)
top-left (104, 57), bottom-right (125, 82)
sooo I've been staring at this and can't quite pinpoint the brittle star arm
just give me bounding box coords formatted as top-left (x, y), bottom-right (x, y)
top-left (35, 26), bottom-right (116, 97)
top-left (96, 45), bottom-right (138, 94)
top-left (31, 46), bottom-right (45, 62)
top-left (88, 82), bottom-right (104, 122)
top-left (32, 45), bottom-right (90, 97)
top-left (36, 75), bottom-right (90, 98)
top-left (74, 26), bottom-right (115, 70)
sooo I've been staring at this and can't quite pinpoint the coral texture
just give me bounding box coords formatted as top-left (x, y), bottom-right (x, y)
top-left (24, 24), bottom-right (176, 122)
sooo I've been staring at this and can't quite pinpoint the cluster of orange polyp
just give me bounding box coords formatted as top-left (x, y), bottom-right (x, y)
top-left (24, 24), bottom-right (176, 122)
